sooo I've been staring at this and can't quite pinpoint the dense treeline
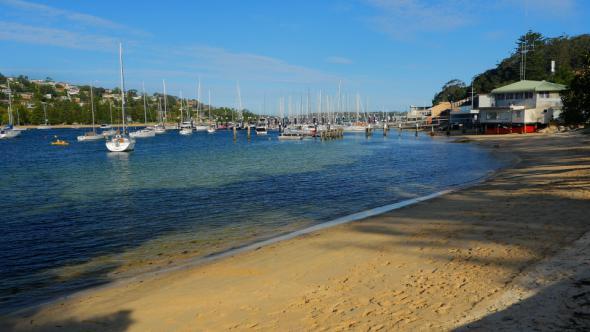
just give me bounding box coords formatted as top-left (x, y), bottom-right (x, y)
top-left (432, 31), bottom-right (590, 105)
top-left (0, 73), bottom-right (257, 125)
top-left (560, 54), bottom-right (590, 124)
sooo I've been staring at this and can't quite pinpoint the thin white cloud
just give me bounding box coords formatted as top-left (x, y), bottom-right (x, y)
top-left (161, 46), bottom-right (342, 85)
top-left (0, 21), bottom-right (119, 50)
top-left (519, 0), bottom-right (576, 18)
top-left (0, 0), bottom-right (145, 35)
top-left (326, 56), bottom-right (353, 65)
top-left (364, 0), bottom-right (472, 40)
top-left (364, 0), bottom-right (579, 40)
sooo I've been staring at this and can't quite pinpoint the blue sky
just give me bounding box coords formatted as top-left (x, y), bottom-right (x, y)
top-left (0, 0), bottom-right (587, 113)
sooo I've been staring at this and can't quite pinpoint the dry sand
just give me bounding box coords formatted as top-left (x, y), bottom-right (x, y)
top-left (2, 132), bottom-right (590, 331)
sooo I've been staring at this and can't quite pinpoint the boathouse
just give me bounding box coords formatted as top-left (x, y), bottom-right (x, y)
top-left (478, 80), bottom-right (565, 134)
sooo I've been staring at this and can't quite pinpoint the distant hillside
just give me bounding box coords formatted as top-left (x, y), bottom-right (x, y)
top-left (433, 31), bottom-right (590, 105)
top-left (0, 74), bottom-right (256, 126)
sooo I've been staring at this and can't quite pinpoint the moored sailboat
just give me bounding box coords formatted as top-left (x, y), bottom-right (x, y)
top-left (77, 84), bottom-right (103, 141)
top-left (130, 82), bottom-right (156, 138)
top-left (206, 89), bottom-right (216, 133)
top-left (0, 80), bottom-right (21, 139)
top-left (37, 103), bottom-right (51, 130)
top-left (106, 43), bottom-right (135, 152)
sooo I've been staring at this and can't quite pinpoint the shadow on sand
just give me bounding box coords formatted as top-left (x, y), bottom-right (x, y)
top-left (314, 134), bottom-right (590, 329)
top-left (1, 309), bottom-right (134, 332)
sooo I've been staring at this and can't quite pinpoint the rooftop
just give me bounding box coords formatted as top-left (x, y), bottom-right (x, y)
top-left (491, 80), bottom-right (566, 93)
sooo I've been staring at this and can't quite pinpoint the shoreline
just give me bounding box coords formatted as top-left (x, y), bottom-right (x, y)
top-left (2, 132), bottom-right (589, 331)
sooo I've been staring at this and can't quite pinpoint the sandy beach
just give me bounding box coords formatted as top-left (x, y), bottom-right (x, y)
top-left (2, 132), bottom-right (590, 331)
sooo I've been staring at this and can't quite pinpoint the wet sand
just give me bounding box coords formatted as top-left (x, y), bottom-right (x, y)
top-left (2, 132), bottom-right (590, 331)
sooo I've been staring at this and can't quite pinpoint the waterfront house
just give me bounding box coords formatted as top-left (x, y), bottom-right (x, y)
top-left (478, 80), bottom-right (565, 134)
top-left (408, 105), bottom-right (431, 119)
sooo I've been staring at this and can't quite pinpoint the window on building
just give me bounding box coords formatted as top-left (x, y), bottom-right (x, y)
top-left (514, 110), bottom-right (523, 119)
top-left (506, 93), bottom-right (514, 99)
top-left (524, 91), bottom-right (533, 99)
top-left (486, 112), bottom-right (497, 120)
top-left (539, 92), bottom-right (550, 98)
top-left (496, 93), bottom-right (505, 100)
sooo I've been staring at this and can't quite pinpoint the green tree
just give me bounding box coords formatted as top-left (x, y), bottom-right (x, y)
top-left (471, 32), bottom-right (590, 93)
top-left (432, 79), bottom-right (468, 104)
top-left (560, 54), bottom-right (590, 124)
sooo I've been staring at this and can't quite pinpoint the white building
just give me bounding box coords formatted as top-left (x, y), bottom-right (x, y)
top-left (408, 105), bottom-right (431, 119)
top-left (478, 80), bottom-right (565, 134)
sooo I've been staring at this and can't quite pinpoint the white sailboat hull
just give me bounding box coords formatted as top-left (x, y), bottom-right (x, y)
top-left (102, 129), bottom-right (117, 137)
top-left (106, 136), bottom-right (135, 152)
top-left (278, 134), bottom-right (303, 141)
top-left (129, 129), bottom-right (156, 138)
top-left (77, 133), bottom-right (103, 141)
top-left (179, 128), bottom-right (193, 135)
top-left (343, 125), bottom-right (368, 132)
top-left (194, 125), bottom-right (208, 131)
top-left (0, 129), bottom-right (21, 139)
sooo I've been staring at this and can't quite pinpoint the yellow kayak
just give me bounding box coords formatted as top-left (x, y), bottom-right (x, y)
top-left (51, 139), bottom-right (69, 146)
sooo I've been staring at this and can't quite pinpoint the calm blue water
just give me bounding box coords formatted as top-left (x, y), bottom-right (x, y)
top-left (0, 128), bottom-right (503, 312)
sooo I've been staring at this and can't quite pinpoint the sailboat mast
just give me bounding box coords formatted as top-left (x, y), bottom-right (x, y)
top-left (236, 81), bottom-right (243, 122)
top-left (197, 78), bottom-right (201, 123)
top-left (158, 97), bottom-right (162, 123)
top-left (162, 80), bottom-right (168, 123)
top-left (43, 103), bottom-right (48, 125)
top-left (356, 93), bottom-right (360, 122)
top-left (7, 80), bottom-right (13, 126)
top-left (109, 102), bottom-right (113, 125)
top-left (90, 84), bottom-right (96, 132)
top-left (318, 90), bottom-right (322, 124)
top-left (119, 42), bottom-right (127, 133)
top-left (142, 82), bottom-right (148, 125)
top-left (179, 91), bottom-right (183, 123)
